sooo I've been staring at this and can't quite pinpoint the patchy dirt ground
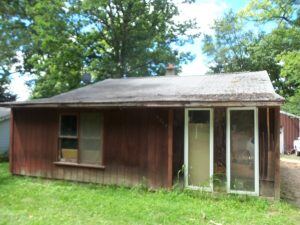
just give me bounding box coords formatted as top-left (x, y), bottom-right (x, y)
top-left (281, 156), bottom-right (300, 207)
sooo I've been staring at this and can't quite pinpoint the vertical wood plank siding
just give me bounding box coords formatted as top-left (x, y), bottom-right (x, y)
top-left (167, 109), bottom-right (174, 188)
top-left (172, 109), bottom-right (184, 180)
top-left (213, 108), bottom-right (226, 174)
top-left (12, 109), bottom-right (58, 177)
top-left (11, 107), bottom-right (280, 197)
top-left (11, 108), bottom-right (171, 188)
top-left (258, 107), bottom-right (281, 197)
top-left (280, 113), bottom-right (299, 154)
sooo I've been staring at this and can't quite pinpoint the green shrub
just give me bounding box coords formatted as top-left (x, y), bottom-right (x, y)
top-left (0, 151), bottom-right (9, 162)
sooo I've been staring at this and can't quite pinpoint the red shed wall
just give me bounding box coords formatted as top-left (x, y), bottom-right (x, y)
top-left (10, 106), bottom-right (281, 197)
top-left (11, 108), bottom-right (171, 188)
top-left (280, 113), bottom-right (300, 153)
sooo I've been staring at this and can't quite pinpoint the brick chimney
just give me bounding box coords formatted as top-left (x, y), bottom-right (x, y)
top-left (165, 63), bottom-right (176, 76)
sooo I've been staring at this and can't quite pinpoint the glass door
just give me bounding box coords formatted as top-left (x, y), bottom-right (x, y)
top-left (227, 108), bottom-right (259, 195)
top-left (184, 109), bottom-right (213, 190)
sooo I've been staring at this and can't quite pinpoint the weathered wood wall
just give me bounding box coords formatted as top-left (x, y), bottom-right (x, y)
top-left (172, 109), bottom-right (184, 180)
top-left (213, 108), bottom-right (226, 174)
top-left (258, 107), bottom-right (280, 198)
top-left (11, 108), bottom-right (172, 188)
top-left (11, 106), bottom-right (280, 198)
top-left (12, 108), bottom-right (59, 178)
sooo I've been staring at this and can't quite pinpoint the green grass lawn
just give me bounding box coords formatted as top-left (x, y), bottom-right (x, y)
top-left (0, 163), bottom-right (299, 225)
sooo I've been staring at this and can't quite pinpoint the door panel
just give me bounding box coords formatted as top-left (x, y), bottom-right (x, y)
top-left (227, 108), bottom-right (258, 194)
top-left (187, 110), bottom-right (211, 188)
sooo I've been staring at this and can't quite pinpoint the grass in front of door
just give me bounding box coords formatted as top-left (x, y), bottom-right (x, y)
top-left (0, 163), bottom-right (299, 225)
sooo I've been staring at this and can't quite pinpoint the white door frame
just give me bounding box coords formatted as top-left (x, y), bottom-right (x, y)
top-left (226, 107), bottom-right (259, 196)
top-left (184, 108), bottom-right (214, 191)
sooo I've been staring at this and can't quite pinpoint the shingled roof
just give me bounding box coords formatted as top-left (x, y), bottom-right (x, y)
top-left (2, 71), bottom-right (284, 108)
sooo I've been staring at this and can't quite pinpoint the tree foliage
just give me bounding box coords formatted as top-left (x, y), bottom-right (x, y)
top-left (0, 0), bottom-right (28, 101)
top-left (202, 11), bottom-right (257, 73)
top-left (77, 0), bottom-right (196, 79)
top-left (241, 0), bottom-right (300, 27)
top-left (0, 0), bottom-right (198, 99)
top-left (202, 0), bottom-right (300, 115)
top-left (277, 51), bottom-right (300, 115)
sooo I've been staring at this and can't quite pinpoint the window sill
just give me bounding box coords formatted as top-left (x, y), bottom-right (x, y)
top-left (53, 161), bottom-right (105, 169)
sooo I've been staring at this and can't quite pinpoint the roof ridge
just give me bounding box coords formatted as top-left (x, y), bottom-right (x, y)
top-left (106, 70), bottom-right (268, 80)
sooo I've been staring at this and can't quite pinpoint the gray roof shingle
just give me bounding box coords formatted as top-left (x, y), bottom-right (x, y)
top-left (1, 71), bottom-right (284, 108)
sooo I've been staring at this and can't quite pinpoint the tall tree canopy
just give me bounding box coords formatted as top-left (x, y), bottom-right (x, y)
top-left (0, 0), bottom-right (26, 101)
top-left (202, 0), bottom-right (300, 115)
top-left (0, 0), bottom-right (198, 99)
top-left (202, 11), bottom-right (257, 74)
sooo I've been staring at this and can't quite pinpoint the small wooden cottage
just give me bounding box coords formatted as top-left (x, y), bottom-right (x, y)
top-left (2, 71), bottom-right (284, 199)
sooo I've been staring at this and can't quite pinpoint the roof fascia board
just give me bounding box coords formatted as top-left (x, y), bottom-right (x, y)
top-left (5, 101), bottom-right (283, 108)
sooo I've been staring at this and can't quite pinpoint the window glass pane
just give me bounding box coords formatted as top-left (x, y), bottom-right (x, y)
top-left (79, 113), bottom-right (102, 164)
top-left (188, 110), bottom-right (210, 187)
top-left (61, 115), bottom-right (77, 136)
top-left (189, 111), bottom-right (209, 123)
top-left (230, 110), bottom-right (255, 192)
top-left (60, 138), bottom-right (78, 163)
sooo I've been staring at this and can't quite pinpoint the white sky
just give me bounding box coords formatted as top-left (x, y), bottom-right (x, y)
top-left (9, 0), bottom-right (228, 101)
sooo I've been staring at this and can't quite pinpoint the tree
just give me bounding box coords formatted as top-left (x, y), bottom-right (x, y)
top-left (75, 0), bottom-right (197, 79)
top-left (247, 26), bottom-right (300, 97)
top-left (241, 0), bottom-right (300, 111)
top-left (277, 51), bottom-right (300, 115)
top-left (241, 0), bottom-right (300, 27)
top-left (202, 11), bottom-right (257, 74)
top-left (202, 2), bottom-right (300, 115)
top-left (0, 0), bottom-right (198, 99)
top-left (24, 0), bottom-right (85, 98)
top-left (0, 0), bottom-right (29, 102)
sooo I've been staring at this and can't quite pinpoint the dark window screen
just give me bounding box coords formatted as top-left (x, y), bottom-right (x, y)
top-left (189, 111), bottom-right (210, 124)
top-left (61, 115), bottom-right (77, 136)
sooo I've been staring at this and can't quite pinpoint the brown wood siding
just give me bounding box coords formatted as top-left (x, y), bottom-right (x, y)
top-left (280, 113), bottom-right (299, 153)
top-left (258, 107), bottom-right (280, 197)
top-left (103, 108), bottom-right (169, 187)
top-left (11, 108), bottom-right (171, 188)
top-left (11, 106), bottom-right (280, 198)
top-left (12, 109), bottom-right (59, 177)
top-left (172, 109), bottom-right (184, 180)
top-left (213, 108), bottom-right (226, 174)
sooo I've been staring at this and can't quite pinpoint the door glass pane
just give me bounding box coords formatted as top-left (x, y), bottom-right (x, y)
top-left (188, 110), bottom-right (210, 187)
top-left (79, 113), bottom-right (103, 164)
top-left (230, 110), bottom-right (255, 192)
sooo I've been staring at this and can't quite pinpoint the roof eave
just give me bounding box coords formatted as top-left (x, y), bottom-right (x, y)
top-left (2, 100), bottom-right (284, 108)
